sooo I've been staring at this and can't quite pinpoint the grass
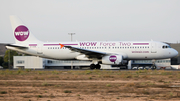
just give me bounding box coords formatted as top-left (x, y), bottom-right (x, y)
top-left (0, 91), bottom-right (7, 94)
top-left (25, 69), bottom-right (31, 72)
top-left (64, 90), bottom-right (72, 93)
top-left (158, 79), bottom-right (164, 82)
top-left (125, 75), bottom-right (132, 78)
top-left (85, 70), bottom-right (92, 74)
top-left (37, 95), bottom-right (42, 98)
top-left (51, 70), bottom-right (59, 74)
top-left (106, 84), bottom-right (111, 87)
top-left (54, 85), bottom-right (61, 87)
top-left (0, 70), bottom-right (180, 100)
top-left (42, 82), bottom-right (50, 86)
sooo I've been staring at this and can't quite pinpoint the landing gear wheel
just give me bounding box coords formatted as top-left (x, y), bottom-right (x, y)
top-left (90, 64), bottom-right (95, 69)
top-left (95, 64), bottom-right (101, 69)
top-left (151, 65), bottom-right (156, 70)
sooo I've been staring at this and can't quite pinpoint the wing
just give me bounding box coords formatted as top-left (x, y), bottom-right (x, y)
top-left (64, 46), bottom-right (107, 59)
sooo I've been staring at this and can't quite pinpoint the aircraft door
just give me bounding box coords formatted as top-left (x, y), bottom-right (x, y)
top-left (151, 42), bottom-right (157, 53)
top-left (37, 44), bottom-right (43, 54)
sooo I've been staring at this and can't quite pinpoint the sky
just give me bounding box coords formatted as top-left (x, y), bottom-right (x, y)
top-left (0, 0), bottom-right (180, 43)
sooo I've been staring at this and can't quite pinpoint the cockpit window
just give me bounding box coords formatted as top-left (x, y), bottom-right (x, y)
top-left (162, 45), bottom-right (171, 49)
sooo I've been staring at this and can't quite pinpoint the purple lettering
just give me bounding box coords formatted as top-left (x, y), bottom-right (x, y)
top-left (86, 42), bottom-right (90, 46)
top-left (80, 42), bottom-right (86, 46)
top-left (100, 42), bottom-right (116, 46)
top-left (120, 42), bottom-right (131, 46)
top-left (91, 42), bottom-right (97, 46)
top-left (80, 42), bottom-right (97, 46)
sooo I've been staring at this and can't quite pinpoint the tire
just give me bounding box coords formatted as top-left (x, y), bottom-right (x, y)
top-left (95, 64), bottom-right (101, 69)
top-left (90, 64), bottom-right (95, 69)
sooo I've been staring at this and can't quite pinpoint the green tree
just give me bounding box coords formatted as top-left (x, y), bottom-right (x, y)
top-left (3, 50), bottom-right (21, 69)
top-left (0, 57), bottom-right (4, 66)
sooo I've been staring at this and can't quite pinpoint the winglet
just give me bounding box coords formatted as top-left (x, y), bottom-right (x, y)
top-left (59, 43), bottom-right (64, 48)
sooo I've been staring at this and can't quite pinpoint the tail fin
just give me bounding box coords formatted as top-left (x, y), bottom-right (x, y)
top-left (10, 15), bottom-right (41, 45)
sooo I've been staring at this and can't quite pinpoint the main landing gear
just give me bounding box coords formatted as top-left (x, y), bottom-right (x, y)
top-left (90, 64), bottom-right (101, 69)
top-left (151, 59), bottom-right (156, 70)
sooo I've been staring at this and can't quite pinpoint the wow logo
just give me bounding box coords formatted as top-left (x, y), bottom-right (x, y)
top-left (14, 25), bottom-right (29, 41)
top-left (109, 55), bottom-right (117, 62)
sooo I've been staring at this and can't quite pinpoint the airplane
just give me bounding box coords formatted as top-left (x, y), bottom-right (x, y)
top-left (6, 15), bottom-right (178, 69)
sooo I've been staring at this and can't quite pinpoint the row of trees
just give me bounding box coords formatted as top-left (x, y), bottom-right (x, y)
top-left (0, 50), bottom-right (24, 69)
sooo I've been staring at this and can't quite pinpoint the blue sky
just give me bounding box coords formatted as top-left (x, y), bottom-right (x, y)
top-left (0, 0), bottom-right (180, 43)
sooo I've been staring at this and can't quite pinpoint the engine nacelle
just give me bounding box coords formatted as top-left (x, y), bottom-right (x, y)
top-left (102, 55), bottom-right (123, 65)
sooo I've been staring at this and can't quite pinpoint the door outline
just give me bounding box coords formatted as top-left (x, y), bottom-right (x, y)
top-left (151, 42), bottom-right (157, 53)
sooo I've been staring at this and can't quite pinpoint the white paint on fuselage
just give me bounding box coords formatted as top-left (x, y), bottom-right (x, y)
top-left (18, 41), bottom-right (177, 60)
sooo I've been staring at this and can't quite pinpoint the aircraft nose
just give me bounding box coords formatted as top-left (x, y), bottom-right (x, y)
top-left (172, 49), bottom-right (178, 57)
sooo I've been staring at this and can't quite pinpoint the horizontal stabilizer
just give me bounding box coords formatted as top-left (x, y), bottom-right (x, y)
top-left (6, 44), bottom-right (28, 49)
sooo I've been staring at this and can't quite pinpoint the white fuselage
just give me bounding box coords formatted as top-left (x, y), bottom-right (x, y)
top-left (7, 41), bottom-right (178, 61)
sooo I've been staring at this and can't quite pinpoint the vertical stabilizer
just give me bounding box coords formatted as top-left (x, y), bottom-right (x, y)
top-left (10, 15), bottom-right (41, 45)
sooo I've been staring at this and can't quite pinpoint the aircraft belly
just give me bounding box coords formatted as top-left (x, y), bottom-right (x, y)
top-left (128, 53), bottom-right (157, 60)
top-left (43, 49), bottom-right (78, 60)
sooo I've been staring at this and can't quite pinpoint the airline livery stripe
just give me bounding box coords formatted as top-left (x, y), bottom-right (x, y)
top-left (63, 44), bottom-right (78, 45)
top-left (44, 44), bottom-right (59, 46)
top-left (43, 44), bottom-right (78, 46)
top-left (29, 44), bottom-right (37, 46)
top-left (133, 43), bottom-right (149, 45)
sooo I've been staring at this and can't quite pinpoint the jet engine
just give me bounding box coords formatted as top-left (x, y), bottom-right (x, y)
top-left (102, 55), bottom-right (123, 65)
